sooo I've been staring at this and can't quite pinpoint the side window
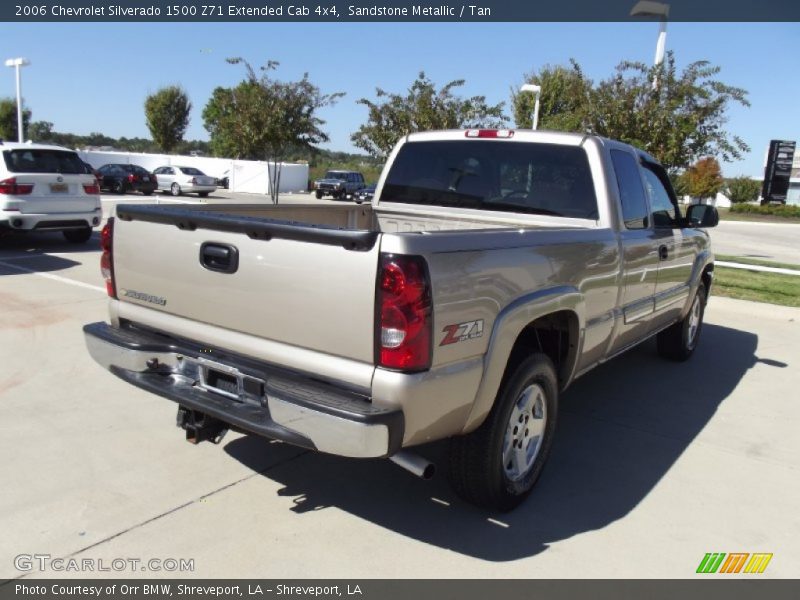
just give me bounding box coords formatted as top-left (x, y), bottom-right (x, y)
top-left (610, 150), bottom-right (649, 229)
top-left (642, 166), bottom-right (677, 228)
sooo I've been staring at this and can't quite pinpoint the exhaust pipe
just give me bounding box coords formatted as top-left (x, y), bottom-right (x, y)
top-left (389, 451), bottom-right (436, 480)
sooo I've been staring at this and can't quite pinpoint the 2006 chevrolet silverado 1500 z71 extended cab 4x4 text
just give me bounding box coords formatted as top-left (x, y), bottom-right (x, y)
top-left (84, 129), bottom-right (719, 511)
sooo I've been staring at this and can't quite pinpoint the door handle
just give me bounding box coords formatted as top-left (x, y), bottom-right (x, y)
top-left (200, 242), bottom-right (239, 274)
top-left (658, 245), bottom-right (669, 261)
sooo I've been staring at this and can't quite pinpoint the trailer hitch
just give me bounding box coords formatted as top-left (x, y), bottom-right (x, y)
top-left (176, 406), bottom-right (229, 444)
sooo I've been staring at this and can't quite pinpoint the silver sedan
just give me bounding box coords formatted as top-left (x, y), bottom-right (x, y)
top-left (152, 166), bottom-right (216, 197)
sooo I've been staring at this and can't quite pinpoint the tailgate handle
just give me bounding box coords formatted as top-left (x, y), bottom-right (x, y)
top-left (200, 242), bottom-right (239, 274)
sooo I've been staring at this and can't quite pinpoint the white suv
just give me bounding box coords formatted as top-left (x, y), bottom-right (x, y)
top-left (0, 142), bottom-right (102, 243)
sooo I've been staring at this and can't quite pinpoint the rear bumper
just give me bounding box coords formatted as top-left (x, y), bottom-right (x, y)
top-left (83, 322), bottom-right (404, 458)
top-left (0, 210), bottom-right (101, 231)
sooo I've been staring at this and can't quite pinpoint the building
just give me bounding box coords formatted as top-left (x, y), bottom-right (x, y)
top-left (789, 152), bottom-right (800, 206)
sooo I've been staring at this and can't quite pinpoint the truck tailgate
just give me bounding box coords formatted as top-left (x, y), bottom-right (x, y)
top-left (111, 206), bottom-right (380, 364)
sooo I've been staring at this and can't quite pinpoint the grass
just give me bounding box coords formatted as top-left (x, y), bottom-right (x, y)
top-left (715, 254), bottom-right (800, 271)
top-left (714, 267), bottom-right (800, 307)
top-left (717, 207), bottom-right (800, 224)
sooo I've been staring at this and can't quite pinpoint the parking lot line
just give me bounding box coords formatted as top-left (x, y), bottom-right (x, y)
top-left (0, 258), bottom-right (105, 293)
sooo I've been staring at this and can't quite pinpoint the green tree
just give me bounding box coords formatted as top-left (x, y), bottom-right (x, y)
top-left (724, 176), bottom-right (761, 204)
top-left (352, 72), bottom-right (507, 159)
top-left (28, 121), bottom-right (54, 142)
top-left (586, 53), bottom-right (749, 172)
top-left (512, 61), bottom-right (591, 131)
top-left (144, 86), bottom-right (191, 153)
top-left (684, 157), bottom-right (724, 202)
top-left (0, 97), bottom-right (31, 141)
top-left (203, 59), bottom-right (344, 202)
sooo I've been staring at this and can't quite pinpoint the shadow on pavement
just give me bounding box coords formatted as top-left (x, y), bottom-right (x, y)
top-left (0, 231), bottom-right (99, 275)
top-left (225, 323), bottom-right (769, 561)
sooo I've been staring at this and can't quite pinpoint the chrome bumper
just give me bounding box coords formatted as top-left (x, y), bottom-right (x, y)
top-left (83, 322), bottom-right (403, 458)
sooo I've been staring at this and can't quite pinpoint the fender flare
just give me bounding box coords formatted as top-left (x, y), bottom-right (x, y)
top-left (460, 286), bottom-right (585, 434)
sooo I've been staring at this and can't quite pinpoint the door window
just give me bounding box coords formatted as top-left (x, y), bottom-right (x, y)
top-left (610, 150), bottom-right (649, 229)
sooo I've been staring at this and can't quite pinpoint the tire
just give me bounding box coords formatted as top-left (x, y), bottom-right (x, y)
top-left (447, 353), bottom-right (559, 511)
top-left (63, 227), bottom-right (92, 244)
top-left (170, 183), bottom-right (181, 197)
top-left (113, 180), bottom-right (126, 195)
top-left (198, 192), bottom-right (209, 198)
top-left (315, 190), bottom-right (323, 200)
top-left (657, 283), bottom-right (708, 361)
top-left (142, 190), bottom-right (153, 196)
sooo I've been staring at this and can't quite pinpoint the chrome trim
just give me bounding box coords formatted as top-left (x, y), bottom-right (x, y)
top-left (267, 396), bottom-right (389, 458)
top-left (623, 298), bottom-right (654, 324)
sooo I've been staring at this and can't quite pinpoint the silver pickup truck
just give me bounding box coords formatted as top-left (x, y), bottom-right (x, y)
top-left (84, 129), bottom-right (719, 511)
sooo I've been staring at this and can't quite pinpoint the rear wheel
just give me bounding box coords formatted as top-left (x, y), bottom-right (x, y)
top-left (170, 183), bottom-right (181, 196)
top-left (142, 190), bottom-right (153, 196)
top-left (315, 190), bottom-right (323, 200)
top-left (198, 192), bottom-right (209, 198)
top-left (113, 180), bottom-right (126, 194)
top-left (657, 283), bottom-right (708, 361)
top-left (63, 228), bottom-right (92, 244)
top-left (447, 353), bottom-right (558, 511)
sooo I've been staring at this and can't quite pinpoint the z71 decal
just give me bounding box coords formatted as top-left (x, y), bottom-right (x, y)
top-left (440, 320), bottom-right (484, 346)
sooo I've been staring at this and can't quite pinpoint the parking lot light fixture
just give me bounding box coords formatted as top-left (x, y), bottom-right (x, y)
top-left (4, 57), bottom-right (31, 142)
top-left (630, 1), bottom-right (670, 67)
top-left (520, 84), bottom-right (542, 131)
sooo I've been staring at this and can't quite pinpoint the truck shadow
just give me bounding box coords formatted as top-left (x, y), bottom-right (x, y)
top-left (224, 323), bottom-right (766, 561)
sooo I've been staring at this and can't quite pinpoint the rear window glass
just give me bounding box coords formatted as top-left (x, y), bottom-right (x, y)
top-left (179, 167), bottom-right (203, 175)
top-left (381, 140), bottom-right (598, 219)
top-left (3, 149), bottom-right (85, 174)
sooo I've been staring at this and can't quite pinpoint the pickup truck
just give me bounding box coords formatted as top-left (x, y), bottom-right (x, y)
top-left (84, 129), bottom-right (719, 511)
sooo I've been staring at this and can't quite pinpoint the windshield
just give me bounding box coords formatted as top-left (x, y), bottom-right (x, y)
top-left (381, 140), bottom-right (598, 219)
top-left (179, 167), bottom-right (204, 176)
top-left (3, 149), bottom-right (85, 175)
top-left (324, 171), bottom-right (348, 180)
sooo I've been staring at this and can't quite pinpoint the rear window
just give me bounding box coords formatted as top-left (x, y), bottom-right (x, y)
top-left (3, 149), bottom-right (85, 175)
top-left (179, 167), bottom-right (204, 175)
top-left (381, 140), bottom-right (598, 219)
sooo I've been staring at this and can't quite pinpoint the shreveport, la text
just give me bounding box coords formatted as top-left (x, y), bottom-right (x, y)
top-left (15, 584), bottom-right (363, 597)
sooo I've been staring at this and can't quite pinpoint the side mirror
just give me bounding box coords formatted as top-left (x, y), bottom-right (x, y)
top-left (685, 204), bottom-right (719, 228)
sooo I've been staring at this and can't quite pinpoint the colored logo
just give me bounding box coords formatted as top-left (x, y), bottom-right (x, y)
top-left (696, 553), bottom-right (773, 574)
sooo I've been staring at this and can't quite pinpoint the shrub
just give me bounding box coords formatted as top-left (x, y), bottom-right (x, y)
top-left (730, 203), bottom-right (800, 218)
top-left (724, 176), bottom-right (762, 204)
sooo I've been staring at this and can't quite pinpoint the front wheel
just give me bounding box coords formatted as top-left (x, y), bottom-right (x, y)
top-left (447, 353), bottom-right (559, 511)
top-left (170, 183), bottom-right (181, 197)
top-left (657, 283), bottom-right (708, 361)
top-left (63, 227), bottom-right (92, 244)
top-left (315, 190), bottom-right (323, 200)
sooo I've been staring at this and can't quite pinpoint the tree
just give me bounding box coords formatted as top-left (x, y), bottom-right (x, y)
top-left (144, 86), bottom-right (191, 153)
top-left (586, 53), bottom-right (749, 172)
top-left (512, 61), bottom-right (591, 131)
top-left (683, 157), bottom-right (723, 203)
top-left (203, 59), bottom-right (343, 203)
top-left (0, 97), bottom-right (31, 141)
top-left (512, 53), bottom-right (750, 173)
top-left (724, 176), bottom-right (761, 204)
top-left (28, 121), bottom-right (54, 142)
top-left (351, 72), bottom-right (507, 159)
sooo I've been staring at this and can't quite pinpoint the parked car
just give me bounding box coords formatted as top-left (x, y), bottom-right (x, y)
top-left (0, 142), bottom-right (101, 243)
top-left (81, 161), bottom-right (103, 188)
top-left (97, 164), bottom-right (157, 195)
top-left (313, 170), bottom-right (365, 200)
top-left (85, 129), bottom-right (720, 511)
top-left (354, 184), bottom-right (376, 204)
top-left (153, 166), bottom-right (216, 197)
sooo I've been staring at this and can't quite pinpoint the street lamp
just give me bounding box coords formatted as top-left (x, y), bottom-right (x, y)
top-left (4, 57), bottom-right (31, 142)
top-left (520, 84), bottom-right (542, 131)
top-left (630, 1), bottom-right (670, 67)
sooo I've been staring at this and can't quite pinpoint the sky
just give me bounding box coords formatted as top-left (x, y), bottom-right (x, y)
top-left (1, 21), bottom-right (798, 177)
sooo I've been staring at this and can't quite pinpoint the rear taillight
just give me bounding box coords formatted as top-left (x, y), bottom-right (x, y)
top-left (0, 177), bottom-right (33, 195)
top-left (465, 129), bottom-right (515, 138)
top-left (127, 174), bottom-right (136, 183)
top-left (83, 183), bottom-right (100, 195)
top-left (151, 174), bottom-right (158, 185)
top-left (377, 254), bottom-right (432, 372)
top-left (100, 218), bottom-right (116, 298)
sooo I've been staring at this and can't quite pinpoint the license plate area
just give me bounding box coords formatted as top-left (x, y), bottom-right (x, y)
top-left (50, 183), bottom-right (68, 193)
top-left (183, 356), bottom-right (265, 406)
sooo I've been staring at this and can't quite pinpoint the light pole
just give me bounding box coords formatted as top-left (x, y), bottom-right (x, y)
top-left (630, 1), bottom-right (670, 66)
top-left (4, 57), bottom-right (31, 142)
top-left (520, 84), bottom-right (542, 131)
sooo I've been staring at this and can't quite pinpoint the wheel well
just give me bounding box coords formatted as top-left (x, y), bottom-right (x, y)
top-left (501, 311), bottom-right (579, 391)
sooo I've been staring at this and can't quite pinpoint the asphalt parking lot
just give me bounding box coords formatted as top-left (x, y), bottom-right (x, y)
top-left (1, 193), bottom-right (799, 579)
